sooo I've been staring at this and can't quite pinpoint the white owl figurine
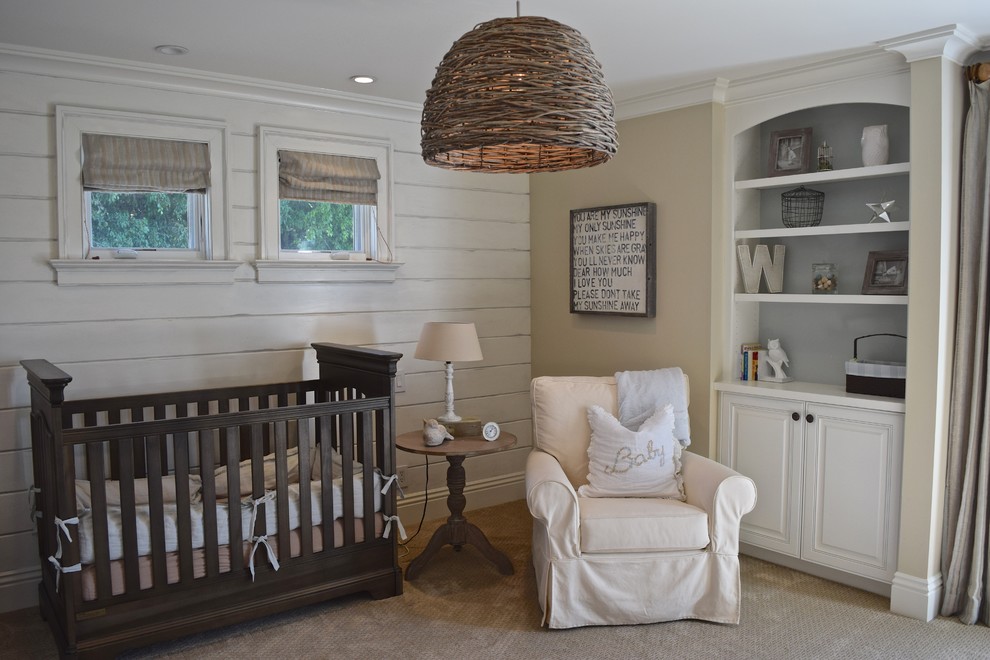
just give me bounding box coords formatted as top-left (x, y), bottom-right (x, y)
top-left (423, 418), bottom-right (454, 446)
top-left (765, 338), bottom-right (791, 382)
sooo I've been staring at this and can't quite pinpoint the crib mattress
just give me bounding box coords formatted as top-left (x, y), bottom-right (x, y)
top-left (77, 473), bottom-right (381, 565)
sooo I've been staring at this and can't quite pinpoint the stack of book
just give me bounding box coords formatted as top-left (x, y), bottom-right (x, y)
top-left (740, 343), bottom-right (764, 381)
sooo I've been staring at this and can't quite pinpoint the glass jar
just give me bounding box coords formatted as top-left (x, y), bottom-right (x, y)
top-left (812, 263), bottom-right (837, 294)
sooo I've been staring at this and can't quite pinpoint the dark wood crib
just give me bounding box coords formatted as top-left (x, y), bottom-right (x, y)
top-left (21, 343), bottom-right (403, 659)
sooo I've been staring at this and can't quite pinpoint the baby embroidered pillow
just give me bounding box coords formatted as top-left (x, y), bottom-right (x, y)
top-left (578, 403), bottom-right (685, 500)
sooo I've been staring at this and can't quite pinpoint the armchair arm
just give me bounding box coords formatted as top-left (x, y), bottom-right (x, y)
top-left (681, 451), bottom-right (757, 555)
top-left (525, 449), bottom-right (581, 560)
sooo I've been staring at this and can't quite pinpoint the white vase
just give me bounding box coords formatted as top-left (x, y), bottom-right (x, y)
top-left (861, 124), bottom-right (889, 167)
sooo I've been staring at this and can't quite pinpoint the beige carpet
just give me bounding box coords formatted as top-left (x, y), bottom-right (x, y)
top-left (3, 499), bottom-right (988, 659)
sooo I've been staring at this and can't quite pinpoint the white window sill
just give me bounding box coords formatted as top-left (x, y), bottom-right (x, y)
top-left (254, 260), bottom-right (401, 283)
top-left (51, 259), bottom-right (242, 285)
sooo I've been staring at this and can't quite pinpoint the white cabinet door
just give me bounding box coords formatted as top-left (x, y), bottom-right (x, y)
top-left (719, 393), bottom-right (803, 557)
top-left (802, 403), bottom-right (904, 581)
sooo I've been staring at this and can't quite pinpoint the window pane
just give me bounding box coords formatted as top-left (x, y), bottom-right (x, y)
top-left (280, 200), bottom-right (367, 252)
top-left (88, 191), bottom-right (196, 249)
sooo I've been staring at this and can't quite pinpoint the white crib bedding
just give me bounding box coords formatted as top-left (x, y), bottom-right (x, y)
top-left (76, 472), bottom-right (381, 565)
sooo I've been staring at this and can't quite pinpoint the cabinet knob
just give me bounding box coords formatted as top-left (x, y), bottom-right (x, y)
top-left (806, 414), bottom-right (815, 423)
top-left (791, 412), bottom-right (800, 421)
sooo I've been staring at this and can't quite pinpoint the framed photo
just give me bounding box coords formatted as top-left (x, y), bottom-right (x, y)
top-left (862, 250), bottom-right (908, 295)
top-left (570, 202), bottom-right (656, 317)
top-left (767, 128), bottom-right (812, 177)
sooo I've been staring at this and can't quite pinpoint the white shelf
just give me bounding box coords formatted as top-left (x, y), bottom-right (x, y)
top-left (735, 162), bottom-right (910, 190)
top-left (735, 293), bottom-right (908, 305)
top-left (735, 221), bottom-right (909, 240)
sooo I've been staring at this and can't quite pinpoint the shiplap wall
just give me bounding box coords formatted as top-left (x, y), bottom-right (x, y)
top-left (0, 50), bottom-right (531, 612)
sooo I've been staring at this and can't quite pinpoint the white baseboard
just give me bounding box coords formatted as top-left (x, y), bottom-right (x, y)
top-left (890, 571), bottom-right (943, 621)
top-left (397, 471), bottom-right (525, 529)
top-left (0, 566), bottom-right (40, 614)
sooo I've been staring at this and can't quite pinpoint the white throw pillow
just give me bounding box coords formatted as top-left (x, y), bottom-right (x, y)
top-left (578, 404), bottom-right (684, 500)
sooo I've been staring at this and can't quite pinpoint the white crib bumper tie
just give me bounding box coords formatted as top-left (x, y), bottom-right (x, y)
top-left (28, 485), bottom-right (42, 522)
top-left (48, 515), bottom-right (81, 592)
top-left (246, 490), bottom-right (278, 537)
top-left (379, 471), bottom-right (404, 498)
top-left (47, 555), bottom-right (81, 593)
top-left (248, 535), bottom-right (280, 581)
top-left (383, 515), bottom-right (407, 540)
top-left (53, 516), bottom-right (79, 559)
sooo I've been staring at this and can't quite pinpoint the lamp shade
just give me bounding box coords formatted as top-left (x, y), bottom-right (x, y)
top-left (415, 322), bottom-right (483, 362)
top-left (421, 15), bottom-right (618, 173)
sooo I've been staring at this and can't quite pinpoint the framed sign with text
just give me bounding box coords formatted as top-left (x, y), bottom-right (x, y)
top-left (570, 202), bottom-right (656, 317)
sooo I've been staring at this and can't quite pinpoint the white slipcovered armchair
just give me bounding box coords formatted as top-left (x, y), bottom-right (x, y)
top-left (526, 375), bottom-right (757, 629)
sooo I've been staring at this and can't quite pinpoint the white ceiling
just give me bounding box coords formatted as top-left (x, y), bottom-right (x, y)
top-left (2, 0), bottom-right (989, 108)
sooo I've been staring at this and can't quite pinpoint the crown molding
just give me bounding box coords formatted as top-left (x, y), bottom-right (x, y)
top-left (615, 46), bottom-right (908, 119)
top-left (879, 24), bottom-right (982, 65)
top-left (0, 43), bottom-right (422, 124)
top-left (722, 48), bottom-right (908, 107)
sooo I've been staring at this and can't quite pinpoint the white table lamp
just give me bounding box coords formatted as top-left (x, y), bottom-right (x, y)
top-left (415, 322), bottom-right (483, 423)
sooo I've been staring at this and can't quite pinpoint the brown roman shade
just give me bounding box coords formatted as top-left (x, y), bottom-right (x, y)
top-left (82, 134), bottom-right (211, 192)
top-left (278, 150), bottom-right (380, 205)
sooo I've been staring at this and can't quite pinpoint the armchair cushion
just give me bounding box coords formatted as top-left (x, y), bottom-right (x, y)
top-left (579, 404), bottom-right (684, 499)
top-left (579, 496), bottom-right (709, 553)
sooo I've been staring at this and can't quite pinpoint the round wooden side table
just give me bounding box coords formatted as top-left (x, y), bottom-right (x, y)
top-left (396, 430), bottom-right (517, 580)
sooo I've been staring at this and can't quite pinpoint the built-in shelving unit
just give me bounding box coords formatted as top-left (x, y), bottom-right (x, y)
top-left (726, 103), bottom-right (911, 387)
top-left (717, 101), bottom-right (911, 596)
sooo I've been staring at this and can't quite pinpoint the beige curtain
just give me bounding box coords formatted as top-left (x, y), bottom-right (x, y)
top-left (941, 72), bottom-right (990, 625)
top-left (82, 134), bottom-right (210, 192)
top-left (278, 150), bottom-right (380, 205)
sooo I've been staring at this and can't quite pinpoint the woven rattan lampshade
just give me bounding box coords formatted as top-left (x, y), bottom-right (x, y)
top-left (421, 15), bottom-right (618, 173)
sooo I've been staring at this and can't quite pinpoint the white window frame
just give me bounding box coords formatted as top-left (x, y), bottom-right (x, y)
top-left (54, 106), bottom-right (238, 285)
top-left (256, 126), bottom-right (398, 283)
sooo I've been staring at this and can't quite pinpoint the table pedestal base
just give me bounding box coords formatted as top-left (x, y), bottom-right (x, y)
top-left (405, 454), bottom-right (513, 580)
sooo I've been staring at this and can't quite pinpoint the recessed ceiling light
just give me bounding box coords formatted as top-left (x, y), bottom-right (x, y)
top-left (154, 45), bottom-right (189, 56)
top-left (350, 75), bottom-right (375, 84)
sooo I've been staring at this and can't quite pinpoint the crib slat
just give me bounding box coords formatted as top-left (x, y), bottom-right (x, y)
top-left (297, 418), bottom-right (313, 558)
top-left (224, 422), bottom-right (243, 573)
top-left (250, 423), bottom-right (266, 580)
top-left (133, 407), bottom-right (147, 478)
top-left (108, 408), bottom-right (121, 481)
top-left (155, 405), bottom-right (168, 469)
top-left (144, 436), bottom-right (168, 590)
top-left (319, 415), bottom-right (334, 551)
top-left (274, 421), bottom-right (290, 560)
top-left (115, 438), bottom-right (141, 595)
top-left (199, 402), bottom-right (219, 579)
top-left (172, 431), bottom-right (194, 583)
top-left (360, 411), bottom-right (375, 542)
top-left (340, 413), bottom-right (355, 547)
top-left (85, 442), bottom-right (113, 599)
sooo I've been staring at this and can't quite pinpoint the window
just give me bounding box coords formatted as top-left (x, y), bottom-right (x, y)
top-left (276, 149), bottom-right (379, 258)
top-left (257, 127), bottom-right (398, 283)
top-left (81, 133), bottom-right (210, 260)
top-left (54, 106), bottom-right (236, 285)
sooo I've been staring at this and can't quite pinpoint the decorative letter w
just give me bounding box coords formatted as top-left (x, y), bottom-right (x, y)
top-left (736, 244), bottom-right (785, 294)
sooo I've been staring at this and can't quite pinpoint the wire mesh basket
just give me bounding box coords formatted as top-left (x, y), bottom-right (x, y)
top-left (781, 186), bottom-right (824, 228)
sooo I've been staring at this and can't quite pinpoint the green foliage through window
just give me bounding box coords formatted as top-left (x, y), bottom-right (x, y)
top-left (279, 200), bottom-right (357, 251)
top-left (89, 191), bottom-right (193, 249)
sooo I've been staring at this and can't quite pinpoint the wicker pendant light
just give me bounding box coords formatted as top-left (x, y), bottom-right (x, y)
top-left (421, 12), bottom-right (618, 173)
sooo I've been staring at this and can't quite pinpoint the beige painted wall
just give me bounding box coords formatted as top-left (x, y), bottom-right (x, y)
top-left (530, 104), bottom-right (717, 456)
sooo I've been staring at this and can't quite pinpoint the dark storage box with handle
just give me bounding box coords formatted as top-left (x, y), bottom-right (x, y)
top-left (844, 333), bottom-right (906, 398)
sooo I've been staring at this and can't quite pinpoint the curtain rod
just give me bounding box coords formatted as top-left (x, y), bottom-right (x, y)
top-left (967, 62), bottom-right (990, 83)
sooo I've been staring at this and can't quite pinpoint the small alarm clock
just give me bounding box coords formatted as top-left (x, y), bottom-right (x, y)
top-left (482, 421), bottom-right (501, 441)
